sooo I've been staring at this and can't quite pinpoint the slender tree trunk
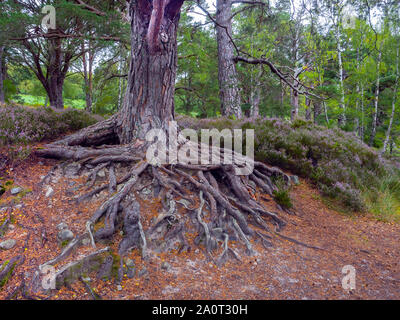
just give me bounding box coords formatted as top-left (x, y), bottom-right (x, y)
top-left (290, 86), bottom-right (299, 120)
top-left (305, 97), bottom-right (312, 121)
top-left (382, 45), bottom-right (399, 154)
top-left (116, 0), bottom-right (184, 143)
top-left (0, 46), bottom-right (5, 104)
top-left (313, 101), bottom-right (321, 124)
top-left (216, 0), bottom-right (242, 119)
top-left (82, 40), bottom-right (94, 112)
top-left (355, 48), bottom-right (360, 136)
top-left (369, 50), bottom-right (382, 146)
top-left (336, 25), bottom-right (346, 126)
top-left (250, 66), bottom-right (262, 118)
top-left (359, 85), bottom-right (365, 141)
top-left (117, 57), bottom-right (124, 111)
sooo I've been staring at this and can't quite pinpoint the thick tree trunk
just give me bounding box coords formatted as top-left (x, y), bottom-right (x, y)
top-left (0, 46), bottom-right (5, 104)
top-left (46, 37), bottom-right (66, 109)
top-left (216, 0), bottom-right (242, 119)
top-left (116, 0), bottom-right (184, 143)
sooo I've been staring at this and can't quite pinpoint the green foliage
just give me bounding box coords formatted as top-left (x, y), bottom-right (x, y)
top-left (177, 116), bottom-right (400, 219)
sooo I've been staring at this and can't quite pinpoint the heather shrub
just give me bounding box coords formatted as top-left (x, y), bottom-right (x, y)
top-left (0, 103), bottom-right (99, 145)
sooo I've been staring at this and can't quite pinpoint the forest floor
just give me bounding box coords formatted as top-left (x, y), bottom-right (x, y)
top-left (0, 141), bottom-right (399, 300)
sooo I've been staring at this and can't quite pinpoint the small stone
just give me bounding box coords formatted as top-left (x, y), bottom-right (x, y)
top-left (82, 238), bottom-right (91, 246)
top-left (117, 285), bottom-right (123, 291)
top-left (291, 175), bottom-right (300, 186)
top-left (8, 225), bottom-right (15, 231)
top-left (126, 266), bottom-right (136, 279)
top-left (58, 229), bottom-right (74, 242)
top-left (45, 186), bottom-right (54, 198)
top-left (10, 187), bottom-right (22, 195)
top-left (97, 169), bottom-right (106, 178)
top-left (0, 239), bottom-right (17, 250)
top-left (81, 276), bottom-right (91, 282)
top-left (14, 204), bottom-right (23, 210)
top-left (141, 188), bottom-right (151, 195)
top-left (125, 258), bottom-right (135, 268)
top-left (161, 262), bottom-right (171, 271)
top-left (57, 222), bottom-right (68, 231)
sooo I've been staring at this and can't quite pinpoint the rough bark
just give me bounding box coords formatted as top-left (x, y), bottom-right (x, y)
top-left (336, 23), bottom-right (346, 126)
top-left (116, 0), bottom-right (184, 142)
top-left (0, 46), bottom-right (5, 104)
top-left (250, 65), bottom-right (262, 118)
top-left (216, 0), bottom-right (242, 119)
top-left (382, 45), bottom-right (399, 154)
top-left (82, 40), bottom-right (94, 112)
top-left (369, 50), bottom-right (382, 146)
top-left (46, 36), bottom-right (67, 109)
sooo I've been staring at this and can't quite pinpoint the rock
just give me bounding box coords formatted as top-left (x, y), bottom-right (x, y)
top-left (0, 207), bottom-right (9, 214)
top-left (141, 188), bottom-right (151, 195)
top-left (58, 229), bottom-right (74, 242)
top-left (54, 248), bottom-right (110, 289)
top-left (82, 238), bottom-right (91, 246)
top-left (10, 187), bottom-right (22, 195)
top-left (161, 262), bottom-right (171, 271)
top-left (14, 204), bottom-right (23, 210)
top-left (64, 163), bottom-right (81, 177)
top-left (291, 175), bottom-right (300, 186)
top-left (57, 222), bottom-right (68, 231)
top-left (45, 186), bottom-right (54, 198)
top-left (8, 224), bottom-right (15, 231)
top-left (0, 239), bottom-right (17, 250)
top-left (97, 255), bottom-right (114, 281)
top-left (81, 276), bottom-right (91, 282)
top-left (117, 285), bottom-right (123, 291)
top-left (125, 258), bottom-right (135, 268)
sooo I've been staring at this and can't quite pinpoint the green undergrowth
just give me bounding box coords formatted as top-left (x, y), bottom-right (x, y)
top-left (177, 115), bottom-right (400, 222)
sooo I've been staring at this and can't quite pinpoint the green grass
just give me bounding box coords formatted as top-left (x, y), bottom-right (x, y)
top-left (12, 94), bottom-right (86, 109)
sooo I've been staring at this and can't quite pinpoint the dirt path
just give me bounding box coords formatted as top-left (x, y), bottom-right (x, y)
top-left (0, 150), bottom-right (399, 300)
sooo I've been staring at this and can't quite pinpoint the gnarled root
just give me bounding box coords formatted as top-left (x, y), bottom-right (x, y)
top-left (35, 134), bottom-right (316, 283)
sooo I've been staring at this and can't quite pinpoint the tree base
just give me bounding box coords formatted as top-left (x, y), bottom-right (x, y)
top-left (35, 120), bottom-right (310, 289)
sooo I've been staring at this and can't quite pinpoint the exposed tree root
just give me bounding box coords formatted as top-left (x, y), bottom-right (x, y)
top-left (34, 131), bottom-right (319, 290)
